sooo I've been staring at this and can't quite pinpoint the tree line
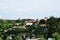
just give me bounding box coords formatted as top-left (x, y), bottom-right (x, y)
top-left (0, 16), bottom-right (60, 40)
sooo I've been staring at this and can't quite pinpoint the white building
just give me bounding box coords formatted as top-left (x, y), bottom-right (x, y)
top-left (25, 19), bottom-right (35, 25)
top-left (26, 23), bottom-right (33, 25)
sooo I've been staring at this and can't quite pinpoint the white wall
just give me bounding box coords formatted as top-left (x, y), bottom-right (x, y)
top-left (26, 23), bottom-right (33, 25)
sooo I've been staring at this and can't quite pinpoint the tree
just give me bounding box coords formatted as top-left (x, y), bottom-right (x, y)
top-left (47, 16), bottom-right (59, 38)
top-left (14, 35), bottom-right (23, 40)
top-left (39, 19), bottom-right (46, 24)
top-left (52, 32), bottom-right (60, 40)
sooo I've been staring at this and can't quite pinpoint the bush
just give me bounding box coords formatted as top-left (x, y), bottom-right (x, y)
top-left (52, 32), bottom-right (60, 40)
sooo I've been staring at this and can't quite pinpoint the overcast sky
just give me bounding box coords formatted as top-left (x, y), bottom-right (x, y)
top-left (0, 0), bottom-right (60, 19)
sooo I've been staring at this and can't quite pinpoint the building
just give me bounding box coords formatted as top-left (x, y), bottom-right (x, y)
top-left (25, 19), bottom-right (35, 25)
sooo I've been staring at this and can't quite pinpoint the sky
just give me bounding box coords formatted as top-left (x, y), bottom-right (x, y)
top-left (0, 0), bottom-right (60, 19)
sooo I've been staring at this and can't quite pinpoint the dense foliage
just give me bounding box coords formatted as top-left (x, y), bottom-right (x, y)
top-left (0, 16), bottom-right (60, 40)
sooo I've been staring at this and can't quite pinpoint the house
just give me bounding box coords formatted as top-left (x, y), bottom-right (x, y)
top-left (25, 19), bottom-right (35, 25)
top-left (40, 24), bottom-right (47, 27)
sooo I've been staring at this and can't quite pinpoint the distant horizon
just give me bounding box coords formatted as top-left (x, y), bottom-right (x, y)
top-left (0, 16), bottom-right (60, 20)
